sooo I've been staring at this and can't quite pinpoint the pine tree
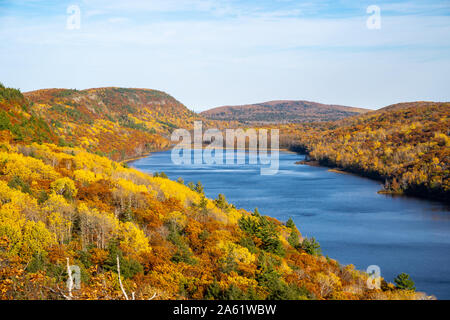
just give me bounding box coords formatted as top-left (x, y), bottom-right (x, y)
top-left (394, 273), bottom-right (416, 291)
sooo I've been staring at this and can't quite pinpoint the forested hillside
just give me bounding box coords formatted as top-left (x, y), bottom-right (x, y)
top-left (283, 102), bottom-right (449, 202)
top-left (20, 87), bottom-right (239, 161)
top-left (201, 100), bottom-right (369, 124)
top-left (21, 87), bottom-right (199, 160)
top-left (0, 84), bottom-right (425, 300)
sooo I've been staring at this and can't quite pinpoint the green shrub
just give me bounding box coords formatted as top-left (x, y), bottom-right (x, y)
top-left (195, 181), bottom-right (204, 194)
top-left (8, 176), bottom-right (31, 194)
top-left (301, 237), bottom-right (322, 256)
top-left (288, 231), bottom-right (300, 248)
top-left (394, 273), bottom-right (416, 291)
top-left (166, 221), bottom-right (198, 265)
top-left (0, 111), bottom-right (11, 130)
top-left (153, 171), bottom-right (168, 179)
top-left (256, 252), bottom-right (310, 300)
top-left (239, 215), bottom-right (285, 256)
top-left (214, 194), bottom-right (230, 211)
top-left (26, 253), bottom-right (46, 273)
top-left (103, 240), bottom-right (144, 279)
top-left (286, 217), bottom-right (296, 229)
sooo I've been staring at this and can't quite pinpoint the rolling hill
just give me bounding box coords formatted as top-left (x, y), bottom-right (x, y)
top-left (0, 86), bottom-right (209, 161)
top-left (201, 100), bottom-right (370, 124)
top-left (283, 101), bottom-right (450, 201)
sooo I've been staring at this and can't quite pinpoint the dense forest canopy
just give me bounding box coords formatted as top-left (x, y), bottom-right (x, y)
top-left (279, 102), bottom-right (449, 202)
top-left (0, 83), bottom-right (436, 300)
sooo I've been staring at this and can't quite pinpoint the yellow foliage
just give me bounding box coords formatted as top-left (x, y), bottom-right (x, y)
top-left (219, 272), bottom-right (258, 291)
top-left (162, 211), bottom-right (187, 229)
top-left (152, 177), bottom-right (201, 205)
top-left (74, 150), bottom-right (114, 176)
top-left (115, 178), bottom-right (148, 195)
top-left (74, 169), bottom-right (104, 184)
top-left (217, 240), bottom-right (256, 265)
top-left (51, 177), bottom-right (78, 198)
top-left (315, 272), bottom-right (342, 298)
top-left (119, 222), bottom-right (151, 256)
top-left (0, 151), bottom-right (59, 183)
top-left (21, 220), bottom-right (55, 257)
top-left (0, 203), bottom-right (54, 257)
top-left (0, 203), bottom-right (24, 256)
top-left (42, 193), bottom-right (74, 244)
top-left (0, 181), bottom-right (38, 215)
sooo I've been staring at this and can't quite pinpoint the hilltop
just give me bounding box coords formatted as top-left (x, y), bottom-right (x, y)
top-left (201, 100), bottom-right (369, 124)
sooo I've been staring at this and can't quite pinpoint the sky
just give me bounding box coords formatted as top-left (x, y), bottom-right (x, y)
top-left (0, 0), bottom-right (449, 111)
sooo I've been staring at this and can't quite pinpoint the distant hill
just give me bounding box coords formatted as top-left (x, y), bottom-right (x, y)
top-left (201, 100), bottom-right (369, 124)
top-left (286, 101), bottom-right (450, 202)
top-left (376, 101), bottom-right (445, 113)
top-left (0, 86), bottom-right (204, 161)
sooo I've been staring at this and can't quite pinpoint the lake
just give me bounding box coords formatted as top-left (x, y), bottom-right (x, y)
top-left (131, 150), bottom-right (450, 299)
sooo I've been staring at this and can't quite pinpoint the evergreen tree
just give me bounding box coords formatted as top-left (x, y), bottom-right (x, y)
top-left (394, 273), bottom-right (416, 291)
top-left (286, 217), bottom-right (296, 229)
top-left (195, 181), bottom-right (204, 194)
top-left (301, 237), bottom-right (322, 256)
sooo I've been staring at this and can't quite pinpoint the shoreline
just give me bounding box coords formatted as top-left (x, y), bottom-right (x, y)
top-left (293, 153), bottom-right (449, 205)
top-left (120, 146), bottom-right (173, 164)
top-left (327, 168), bottom-right (353, 175)
top-left (121, 153), bottom-right (153, 164)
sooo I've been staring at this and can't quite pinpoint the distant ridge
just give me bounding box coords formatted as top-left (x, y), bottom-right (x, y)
top-left (201, 100), bottom-right (370, 124)
top-left (376, 101), bottom-right (446, 112)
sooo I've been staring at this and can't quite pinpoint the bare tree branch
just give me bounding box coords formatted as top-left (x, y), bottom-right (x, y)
top-left (66, 258), bottom-right (73, 300)
top-left (117, 255), bottom-right (129, 300)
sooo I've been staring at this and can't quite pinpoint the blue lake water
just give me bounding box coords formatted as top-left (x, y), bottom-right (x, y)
top-left (131, 150), bottom-right (450, 299)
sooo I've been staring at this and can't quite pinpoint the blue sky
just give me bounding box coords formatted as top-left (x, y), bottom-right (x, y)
top-left (1, 0), bottom-right (449, 110)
